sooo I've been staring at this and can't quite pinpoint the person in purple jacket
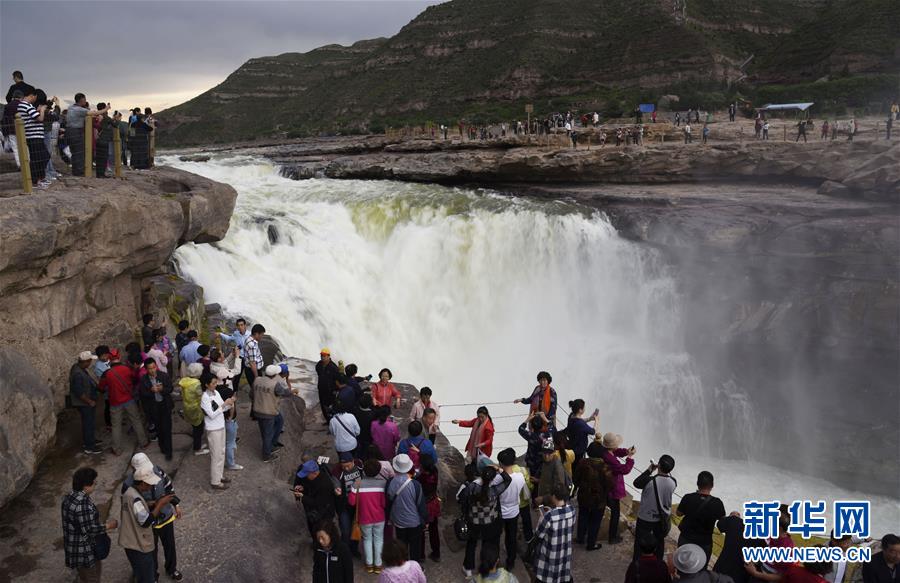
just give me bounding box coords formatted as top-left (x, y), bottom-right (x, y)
top-left (599, 432), bottom-right (635, 544)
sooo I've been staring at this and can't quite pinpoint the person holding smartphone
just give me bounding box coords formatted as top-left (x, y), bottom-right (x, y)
top-left (564, 399), bottom-right (598, 463)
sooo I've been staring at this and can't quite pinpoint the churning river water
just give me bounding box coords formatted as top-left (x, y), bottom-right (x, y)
top-left (162, 153), bottom-right (899, 536)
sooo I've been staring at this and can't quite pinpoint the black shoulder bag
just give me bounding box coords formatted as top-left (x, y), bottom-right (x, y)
top-left (652, 476), bottom-right (672, 537)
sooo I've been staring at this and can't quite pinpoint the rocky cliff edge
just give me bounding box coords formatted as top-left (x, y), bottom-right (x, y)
top-left (0, 168), bottom-right (237, 508)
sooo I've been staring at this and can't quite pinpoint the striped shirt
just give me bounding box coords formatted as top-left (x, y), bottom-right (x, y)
top-left (17, 101), bottom-right (44, 139)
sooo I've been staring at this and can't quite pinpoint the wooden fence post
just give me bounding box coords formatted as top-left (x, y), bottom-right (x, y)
top-left (14, 114), bottom-right (32, 194)
top-left (113, 128), bottom-right (123, 178)
top-left (84, 114), bottom-right (94, 177)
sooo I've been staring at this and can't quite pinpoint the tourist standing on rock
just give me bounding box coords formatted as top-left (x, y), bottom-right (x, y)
top-left (179, 363), bottom-right (208, 455)
top-left (101, 350), bottom-right (149, 456)
top-left (316, 348), bottom-right (340, 421)
top-left (120, 464), bottom-right (175, 583)
top-left (293, 459), bottom-right (339, 540)
top-left (378, 539), bottom-right (427, 583)
top-left (93, 345), bottom-right (113, 431)
top-left (139, 359), bottom-right (174, 461)
top-left (217, 318), bottom-right (250, 389)
top-left (796, 120), bottom-right (808, 143)
top-left (763, 121), bottom-right (770, 140)
top-left (729, 103), bottom-right (737, 122)
top-left (179, 330), bottom-right (201, 366)
top-left (514, 371), bottom-right (557, 432)
top-left (62, 467), bottom-right (117, 582)
top-left (714, 512), bottom-right (749, 583)
top-left (398, 420), bottom-right (437, 466)
top-left (675, 112), bottom-right (681, 127)
top-left (129, 114), bottom-right (154, 169)
top-left (354, 394), bottom-right (376, 457)
top-left (519, 411), bottom-right (552, 487)
top-left (703, 124), bottom-right (711, 144)
top-left (536, 438), bottom-right (568, 506)
top-left (599, 432), bottom-right (635, 545)
top-left (243, 323), bottom-right (266, 394)
top-left (676, 471), bottom-right (726, 565)
top-left (821, 120), bottom-right (830, 140)
top-left (254, 364), bottom-right (294, 462)
top-left (312, 520), bottom-right (354, 583)
top-left (684, 122), bottom-right (693, 144)
top-left (65, 93), bottom-right (89, 176)
top-left (331, 452), bottom-right (364, 558)
top-left (531, 485), bottom-right (576, 583)
top-left (632, 454), bottom-right (676, 559)
top-left (372, 406), bottom-right (401, 461)
top-left (626, 533), bottom-right (672, 583)
top-left (336, 373), bottom-right (359, 413)
top-left (886, 116), bottom-right (893, 140)
top-left (121, 453), bottom-right (183, 582)
top-left (17, 86), bottom-right (50, 188)
top-left (862, 534), bottom-right (900, 583)
top-left (453, 405), bottom-right (495, 463)
top-left (415, 455), bottom-right (442, 562)
top-left (70, 351), bottom-right (102, 455)
top-left (673, 544), bottom-right (734, 583)
top-left (349, 459), bottom-right (389, 573)
top-left (201, 370), bottom-right (234, 490)
top-left (497, 448), bottom-right (529, 571)
top-left (408, 387), bottom-right (440, 443)
top-left (140, 314), bottom-right (156, 349)
top-left (565, 399), bottom-right (598, 463)
top-left (331, 403), bottom-right (362, 460)
top-left (574, 441), bottom-right (612, 552)
top-left (372, 368), bottom-right (402, 409)
top-left (387, 454), bottom-right (427, 564)
top-left (212, 364), bottom-right (243, 471)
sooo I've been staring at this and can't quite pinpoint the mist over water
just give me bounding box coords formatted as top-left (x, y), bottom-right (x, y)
top-left (163, 154), bottom-right (899, 535)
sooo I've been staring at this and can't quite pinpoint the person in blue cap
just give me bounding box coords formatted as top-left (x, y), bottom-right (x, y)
top-left (292, 458), bottom-right (339, 540)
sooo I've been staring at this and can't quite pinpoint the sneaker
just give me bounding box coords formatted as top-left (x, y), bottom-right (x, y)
top-left (149, 435), bottom-right (158, 442)
top-left (194, 448), bottom-right (210, 456)
top-left (272, 443), bottom-right (284, 451)
top-left (586, 544), bottom-right (602, 551)
top-left (263, 454), bottom-right (279, 463)
top-left (225, 464), bottom-right (244, 471)
top-left (168, 570), bottom-right (183, 581)
top-left (83, 447), bottom-right (102, 455)
top-left (373, 566), bottom-right (382, 575)
top-left (221, 476), bottom-right (231, 483)
top-left (211, 483), bottom-right (229, 490)
top-left (365, 565), bottom-right (374, 574)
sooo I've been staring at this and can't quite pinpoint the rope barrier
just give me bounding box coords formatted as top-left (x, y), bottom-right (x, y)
top-left (441, 401), bottom-right (517, 408)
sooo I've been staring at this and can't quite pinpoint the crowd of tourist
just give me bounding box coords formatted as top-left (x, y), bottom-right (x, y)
top-left (0, 70), bottom-right (156, 189)
top-left (59, 312), bottom-right (899, 583)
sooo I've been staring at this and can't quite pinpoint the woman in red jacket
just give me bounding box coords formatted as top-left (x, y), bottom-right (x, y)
top-left (452, 406), bottom-right (494, 463)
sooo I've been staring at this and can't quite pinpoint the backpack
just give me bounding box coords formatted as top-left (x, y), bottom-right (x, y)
top-left (404, 436), bottom-right (425, 470)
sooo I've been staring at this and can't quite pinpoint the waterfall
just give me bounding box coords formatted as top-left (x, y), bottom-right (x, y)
top-left (162, 153), bottom-right (899, 535)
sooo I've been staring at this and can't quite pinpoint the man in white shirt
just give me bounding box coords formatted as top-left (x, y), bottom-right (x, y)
top-left (497, 448), bottom-right (530, 571)
top-left (329, 405), bottom-right (360, 458)
top-left (408, 386), bottom-right (440, 443)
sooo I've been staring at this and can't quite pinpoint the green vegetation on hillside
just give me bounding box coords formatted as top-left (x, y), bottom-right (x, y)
top-left (159, 0), bottom-right (899, 145)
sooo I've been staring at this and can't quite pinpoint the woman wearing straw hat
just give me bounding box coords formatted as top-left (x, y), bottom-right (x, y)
top-left (598, 432), bottom-right (635, 544)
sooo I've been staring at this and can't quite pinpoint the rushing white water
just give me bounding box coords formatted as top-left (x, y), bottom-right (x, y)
top-left (163, 153), bottom-right (899, 535)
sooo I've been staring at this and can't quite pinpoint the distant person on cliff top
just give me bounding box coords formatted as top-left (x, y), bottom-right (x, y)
top-left (632, 454), bottom-right (677, 560)
top-left (677, 471), bottom-right (726, 566)
top-left (514, 371), bottom-right (557, 432)
top-left (63, 467), bottom-right (117, 582)
top-left (763, 121), bottom-right (770, 140)
top-left (684, 123), bottom-right (693, 144)
top-left (729, 103), bottom-right (737, 122)
top-left (66, 93), bottom-right (96, 177)
top-left (128, 113), bottom-right (154, 169)
top-left (453, 405), bottom-right (495, 463)
top-left (316, 348), bottom-right (340, 421)
top-left (796, 120), bottom-right (808, 143)
top-left (372, 367), bottom-right (401, 409)
top-left (408, 386), bottom-right (440, 443)
top-left (5, 70), bottom-right (28, 103)
top-left (599, 432), bottom-right (635, 544)
top-left (101, 351), bottom-right (149, 456)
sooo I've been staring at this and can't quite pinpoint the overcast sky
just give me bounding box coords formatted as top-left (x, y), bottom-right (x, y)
top-left (1, 0), bottom-right (440, 112)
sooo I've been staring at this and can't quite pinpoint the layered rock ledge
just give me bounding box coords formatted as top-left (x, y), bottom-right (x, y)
top-left (0, 168), bottom-right (237, 508)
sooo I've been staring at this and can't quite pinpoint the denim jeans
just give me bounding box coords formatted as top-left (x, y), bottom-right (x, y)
top-left (577, 506), bottom-right (603, 548)
top-left (361, 522), bottom-right (384, 566)
top-left (225, 419), bottom-right (238, 467)
top-left (43, 134), bottom-right (57, 177)
top-left (124, 548), bottom-right (156, 583)
top-left (257, 417), bottom-right (273, 457)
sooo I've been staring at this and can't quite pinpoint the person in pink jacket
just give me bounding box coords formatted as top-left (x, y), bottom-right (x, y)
top-left (598, 432), bottom-right (635, 545)
top-left (370, 406), bottom-right (400, 461)
top-left (348, 460), bottom-right (388, 574)
top-left (378, 538), bottom-right (426, 583)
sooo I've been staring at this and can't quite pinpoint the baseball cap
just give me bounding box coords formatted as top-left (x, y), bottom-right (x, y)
top-left (78, 351), bottom-right (98, 362)
top-left (134, 464), bottom-right (161, 486)
top-left (296, 460), bottom-right (319, 479)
